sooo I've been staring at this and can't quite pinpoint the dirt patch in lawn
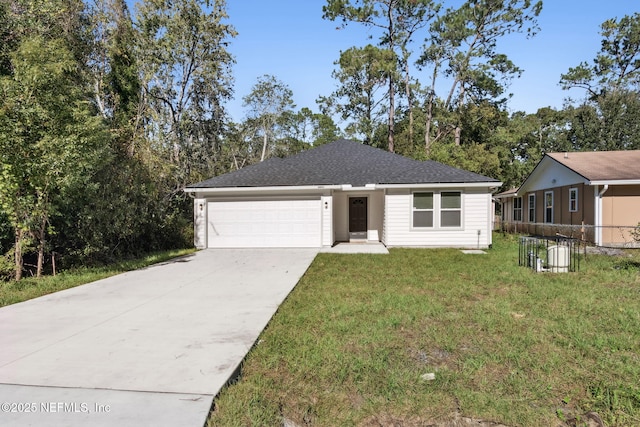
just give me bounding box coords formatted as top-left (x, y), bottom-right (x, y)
top-left (359, 410), bottom-right (605, 427)
top-left (360, 413), bottom-right (510, 426)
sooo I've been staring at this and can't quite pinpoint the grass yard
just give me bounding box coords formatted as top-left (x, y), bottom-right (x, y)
top-left (208, 234), bottom-right (640, 427)
top-left (0, 248), bottom-right (196, 307)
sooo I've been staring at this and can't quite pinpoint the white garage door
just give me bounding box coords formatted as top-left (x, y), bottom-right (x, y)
top-left (207, 199), bottom-right (322, 248)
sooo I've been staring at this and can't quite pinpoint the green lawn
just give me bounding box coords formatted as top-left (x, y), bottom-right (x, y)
top-left (0, 248), bottom-right (196, 307)
top-left (208, 234), bottom-right (640, 427)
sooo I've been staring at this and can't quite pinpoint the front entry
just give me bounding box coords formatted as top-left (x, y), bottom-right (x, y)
top-left (349, 197), bottom-right (368, 240)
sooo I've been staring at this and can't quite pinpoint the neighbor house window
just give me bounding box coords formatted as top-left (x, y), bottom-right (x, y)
top-left (413, 192), bottom-right (434, 227)
top-left (513, 197), bottom-right (523, 222)
top-left (569, 188), bottom-right (578, 212)
top-left (528, 194), bottom-right (536, 222)
top-left (441, 191), bottom-right (461, 227)
top-left (545, 191), bottom-right (554, 223)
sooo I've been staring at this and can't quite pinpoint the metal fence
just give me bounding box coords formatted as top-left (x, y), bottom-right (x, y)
top-left (495, 220), bottom-right (640, 249)
top-left (518, 235), bottom-right (582, 273)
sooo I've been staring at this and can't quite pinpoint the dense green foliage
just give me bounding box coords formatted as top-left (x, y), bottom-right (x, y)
top-left (0, 0), bottom-right (234, 279)
top-left (1, 1), bottom-right (639, 280)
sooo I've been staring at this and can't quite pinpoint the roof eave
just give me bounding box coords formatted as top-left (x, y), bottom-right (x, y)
top-left (184, 181), bottom-right (502, 194)
top-left (589, 179), bottom-right (640, 186)
top-left (377, 181), bottom-right (502, 189)
top-left (184, 184), bottom-right (343, 194)
top-left (517, 155), bottom-right (591, 195)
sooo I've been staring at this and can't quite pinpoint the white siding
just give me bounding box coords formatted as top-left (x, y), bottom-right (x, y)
top-left (194, 198), bottom-right (207, 249)
top-left (384, 188), bottom-right (493, 248)
top-left (368, 191), bottom-right (384, 242)
top-left (321, 196), bottom-right (333, 246)
top-left (207, 198), bottom-right (321, 248)
top-left (333, 192), bottom-right (348, 241)
top-left (521, 156), bottom-right (586, 193)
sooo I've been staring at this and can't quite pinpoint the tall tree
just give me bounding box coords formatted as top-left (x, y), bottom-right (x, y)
top-left (393, 0), bottom-right (440, 147)
top-left (560, 13), bottom-right (640, 151)
top-left (0, 35), bottom-right (109, 280)
top-left (560, 13), bottom-right (640, 97)
top-left (242, 74), bottom-right (296, 161)
top-left (135, 0), bottom-right (236, 188)
top-left (418, 0), bottom-right (542, 152)
top-left (323, 0), bottom-right (439, 152)
top-left (89, 0), bottom-right (141, 153)
top-left (279, 108), bottom-right (342, 148)
top-left (0, 0), bottom-right (16, 76)
top-left (318, 45), bottom-right (394, 145)
top-left (487, 107), bottom-right (567, 189)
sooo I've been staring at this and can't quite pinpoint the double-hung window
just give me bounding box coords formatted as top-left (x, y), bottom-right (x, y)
top-left (513, 197), bottom-right (523, 222)
top-left (569, 188), bottom-right (578, 212)
top-left (441, 191), bottom-right (461, 227)
top-left (545, 191), bottom-right (554, 223)
top-left (412, 191), bottom-right (462, 228)
top-left (413, 192), bottom-right (434, 228)
top-left (528, 194), bottom-right (536, 222)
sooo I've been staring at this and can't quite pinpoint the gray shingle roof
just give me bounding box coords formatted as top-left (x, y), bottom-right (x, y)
top-left (186, 139), bottom-right (499, 188)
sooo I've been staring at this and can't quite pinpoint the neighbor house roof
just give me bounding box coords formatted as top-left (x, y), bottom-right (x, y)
top-left (517, 150), bottom-right (640, 195)
top-left (494, 187), bottom-right (519, 199)
top-left (547, 150), bottom-right (640, 182)
top-left (186, 139), bottom-right (500, 189)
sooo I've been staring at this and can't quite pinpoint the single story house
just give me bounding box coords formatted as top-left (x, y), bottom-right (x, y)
top-left (498, 150), bottom-right (640, 247)
top-left (184, 139), bottom-right (502, 249)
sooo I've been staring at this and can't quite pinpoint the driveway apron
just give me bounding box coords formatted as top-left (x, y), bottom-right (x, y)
top-left (0, 248), bottom-right (318, 427)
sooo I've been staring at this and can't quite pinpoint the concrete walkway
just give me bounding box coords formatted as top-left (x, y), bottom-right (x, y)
top-left (320, 242), bottom-right (389, 254)
top-left (0, 249), bottom-right (318, 427)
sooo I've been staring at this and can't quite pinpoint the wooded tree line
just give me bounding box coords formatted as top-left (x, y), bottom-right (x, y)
top-left (1, 0), bottom-right (639, 280)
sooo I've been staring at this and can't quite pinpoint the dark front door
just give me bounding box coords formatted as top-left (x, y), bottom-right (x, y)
top-left (349, 197), bottom-right (368, 234)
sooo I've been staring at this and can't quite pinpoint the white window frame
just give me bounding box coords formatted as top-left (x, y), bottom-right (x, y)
top-left (411, 191), bottom-right (463, 230)
top-left (528, 193), bottom-right (536, 223)
top-left (412, 192), bottom-right (434, 228)
top-left (569, 188), bottom-right (578, 212)
top-left (513, 196), bottom-right (523, 222)
top-left (440, 191), bottom-right (462, 228)
top-left (545, 191), bottom-right (554, 223)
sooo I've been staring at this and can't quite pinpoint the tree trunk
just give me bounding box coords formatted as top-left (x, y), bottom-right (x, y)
top-left (454, 85), bottom-right (465, 146)
top-left (36, 216), bottom-right (46, 278)
top-left (425, 100), bottom-right (433, 156)
top-left (425, 62), bottom-right (439, 157)
top-left (386, 5), bottom-right (395, 153)
top-left (388, 77), bottom-right (395, 153)
top-left (260, 130), bottom-right (268, 162)
top-left (404, 58), bottom-right (413, 147)
top-left (14, 228), bottom-right (23, 281)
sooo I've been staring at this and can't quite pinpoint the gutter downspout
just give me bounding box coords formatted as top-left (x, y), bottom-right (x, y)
top-left (595, 184), bottom-right (609, 246)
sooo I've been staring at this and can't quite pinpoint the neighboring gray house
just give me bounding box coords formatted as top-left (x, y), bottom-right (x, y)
top-left (184, 139), bottom-right (501, 249)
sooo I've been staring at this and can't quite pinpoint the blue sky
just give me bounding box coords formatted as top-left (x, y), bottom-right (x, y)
top-left (224, 0), bottom-right (639, 123)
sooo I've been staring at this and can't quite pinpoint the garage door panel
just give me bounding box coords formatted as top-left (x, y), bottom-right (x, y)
top-left (207, 199), bottom-right (321, 248)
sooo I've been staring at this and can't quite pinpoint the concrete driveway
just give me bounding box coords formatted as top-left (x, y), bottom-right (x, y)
top-left (0, 248), bottom-right (318, 427)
